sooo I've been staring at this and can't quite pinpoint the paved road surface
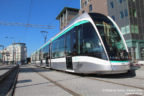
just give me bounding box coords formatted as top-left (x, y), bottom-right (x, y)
top-left (14, 65), bottom-right (144, 96)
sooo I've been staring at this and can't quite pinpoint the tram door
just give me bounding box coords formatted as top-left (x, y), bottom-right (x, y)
top-left (65, 28), bottom-right (77, 70)
top-left (65, 31), bottom-right (73, 70)
top-left (46, 57), bottom-right (50, 67)
top-left (46, 44), bottom-right (51, 67)
top-left (66, 56), bottom-right (73, 70)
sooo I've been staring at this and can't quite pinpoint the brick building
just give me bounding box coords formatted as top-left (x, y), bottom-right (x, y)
top-left (80, 0), bottom-right (144, 62)
top-left (79, 0), bottom-right (108, 15)
top-left (55, 0), bottom-right (144, 62)
top-left (0, 43), bottom-right (27, 64)
top-left (56, 7), bottom-right (79, 30)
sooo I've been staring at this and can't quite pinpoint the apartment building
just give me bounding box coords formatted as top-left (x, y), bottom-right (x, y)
top-left (80, 0), bottom-right (144, 61)
top-left (0, 43), bottom-right (27, 64)
top-left (56, 7), bottom-right (79, 30)
top-left (79, 0), bottom-right (108, 15)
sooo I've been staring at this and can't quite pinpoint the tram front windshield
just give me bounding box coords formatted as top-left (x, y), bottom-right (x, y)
top-left (89, 13), bottom-right (128, 61)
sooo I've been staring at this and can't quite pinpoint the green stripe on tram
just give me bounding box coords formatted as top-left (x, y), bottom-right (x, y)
top-left (52, 20), bottom-right (89, 42)
top-left (41, 20), bottom-right (89, 50)
top-left (110, 61), bottom-right (129, 63)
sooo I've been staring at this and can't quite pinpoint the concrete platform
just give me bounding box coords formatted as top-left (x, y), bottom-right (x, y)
top-left (14, 65), bottom-right (72, 96)
top-left (14, 65), bottom-right (144, 96)
top-left (0, 65), bottom-right (16, 81)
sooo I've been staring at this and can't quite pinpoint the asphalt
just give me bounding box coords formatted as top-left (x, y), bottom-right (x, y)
top-left (14, 65), bottom-right (72, 96)
top-left (14, 65), bottom-right (144, 96)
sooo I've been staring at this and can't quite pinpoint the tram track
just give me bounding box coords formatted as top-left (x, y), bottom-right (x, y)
top-left (31, 68), bottom-right (82, 96)
top-left (55, 70), bottom-right (144, 90)
top-left (132, 77), bottom-right (144, 80)
top-left (34, 65), bottom-right (144, 93)
top-left (55, 70), bottom-right (144, 91)
top-left (87, 77), bottom-right (144, 90)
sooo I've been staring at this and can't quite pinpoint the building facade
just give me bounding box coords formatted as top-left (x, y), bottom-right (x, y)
top-left (0, 43), bottom-right (27, 64)
top-left (0, 53), bottom-right (2, 64)
top-left (79, 0), bottom-right (108, 15)
top-left (56, 7), bottom-right (79, 30)
top-left (80, 0), bottom-right (144, 62)
top-left (107, 0), bottom-right (144, 61)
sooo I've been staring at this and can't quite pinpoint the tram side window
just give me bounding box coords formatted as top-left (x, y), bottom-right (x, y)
top-left (36, 52), bottom-right (39, 61)
top-left (77, 25), bottom-right (83, 55)
top-left (52, 35), bottom-right (65, 58)
top-left (71, 28), bottom-right (77, 56)
top-left (56, 35), bottom-right (65, 57)
top-left (55, 39), bottom-right (59, 58)
top-left (80, 23), bottom-right (107, 60)
top-left (47, 45), bottom-right (50, 58)
top-left (52, 40), bottom-right (57, 58)
top-left (65, 31), bottom-right (72, 56)
top-left (39, 49), bottom-right (43, 60)
top-left (43, 45), bottom-right (49, 58)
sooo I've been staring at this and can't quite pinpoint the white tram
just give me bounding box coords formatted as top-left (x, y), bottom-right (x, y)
top-left (31, 13), bottom-right (130, 74)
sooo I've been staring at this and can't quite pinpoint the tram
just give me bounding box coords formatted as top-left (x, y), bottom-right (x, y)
top-left (31, 13), bottom-right (130, 74)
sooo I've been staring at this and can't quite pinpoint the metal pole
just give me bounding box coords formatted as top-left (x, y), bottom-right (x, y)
top-left (40, 31), bottom-right (48, 43)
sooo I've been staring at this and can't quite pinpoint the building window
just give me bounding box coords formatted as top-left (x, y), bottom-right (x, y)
top-left (82, 10), bottom-right (85, 13)
top-left (130, 8), bottom-right (137, 18)
top-left (83, 3), bottom-right (85, 8)
top-left (126, 25), bottom-right (130, 34)
top-left (141, 48), bottom-right (144, 60)
top-left (131, 25), bottom-right (139, 34)
top-left (124, 9), bottom-right (128, 17)
top-left (120, 11), bottom-right (124, 19)
top-left (86, 0), bottom-right (89, 2)
top-left (85, 1), bottom-right (87, 6)
top-left (118, 0), bottom-right (122, 3)
top-left (110, 1), bottom-right (114, 8)
top-left (134, 10), bottom-right (137, 18)
top-left (121, 26), bottom-right (126, 35)
top-left (111, 16), bottom-right (115, 21)
top-left (89, 5), bottom-right (92, 12)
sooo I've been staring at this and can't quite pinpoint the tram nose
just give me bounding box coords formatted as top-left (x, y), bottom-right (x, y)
top-left (110, 61), bottom-right (130, 71)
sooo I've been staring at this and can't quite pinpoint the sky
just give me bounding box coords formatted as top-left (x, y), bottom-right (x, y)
top-left (0, 0), bottom-right (80, 57)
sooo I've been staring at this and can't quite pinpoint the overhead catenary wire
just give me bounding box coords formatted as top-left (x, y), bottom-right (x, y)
top-left (0, 0), bottom-right (54, 29)
top-left (26, 0), bottom-right (33, 30)
top-left (0, 21), bottom-right (55, 29)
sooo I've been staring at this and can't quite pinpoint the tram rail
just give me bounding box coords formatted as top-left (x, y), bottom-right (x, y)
top-left (31, 67), bottom-right (82, 96)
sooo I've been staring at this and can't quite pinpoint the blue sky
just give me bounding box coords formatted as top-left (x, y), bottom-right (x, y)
top-left (0, 0), bottom-right (80, 57)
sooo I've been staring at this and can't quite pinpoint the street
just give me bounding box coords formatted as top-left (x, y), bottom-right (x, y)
top-left (14, 65), bottom-right (144, 96)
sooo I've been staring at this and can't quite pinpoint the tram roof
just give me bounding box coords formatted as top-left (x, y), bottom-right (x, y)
top-left (32, 13), bottom-right (108, 55)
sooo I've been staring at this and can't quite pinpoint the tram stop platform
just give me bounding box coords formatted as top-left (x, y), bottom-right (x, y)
top-left (14, 65), bottom-right (72, 96)
top-left (0, 65), bottom-right (16, 82)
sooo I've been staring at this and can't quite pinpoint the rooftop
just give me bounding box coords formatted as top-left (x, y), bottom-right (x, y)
top-left (56, 7), bottom-right (79, 20)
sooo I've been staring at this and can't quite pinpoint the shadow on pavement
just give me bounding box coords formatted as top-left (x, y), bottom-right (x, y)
top-left (83, 69), bottom-right (137, 79)
top-left (19, 66), bottom-right (53, 73)
top-left (17, 79), bottom-right (32, 83)
top-left (16, 82), bottom-right (51, 88)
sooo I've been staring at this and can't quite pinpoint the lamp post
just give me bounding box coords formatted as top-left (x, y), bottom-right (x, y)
top-left (40, 31), bottom-right (48, 43)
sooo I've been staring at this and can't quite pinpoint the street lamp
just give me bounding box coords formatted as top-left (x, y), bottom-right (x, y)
top-left (40, 31), bottom-right (48, 43)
